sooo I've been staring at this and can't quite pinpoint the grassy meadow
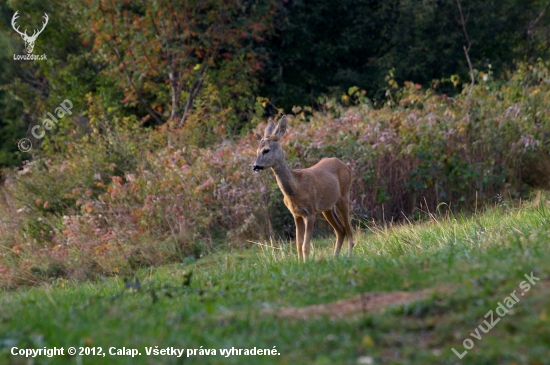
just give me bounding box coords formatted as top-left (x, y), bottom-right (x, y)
top-left (1, 196), bottom-right (549, 364)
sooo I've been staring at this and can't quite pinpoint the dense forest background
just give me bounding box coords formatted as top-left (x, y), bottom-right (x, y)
top-left (2, 0), bottom-right (550, 166)
top-left (2, 0), bottom-right (550, 285)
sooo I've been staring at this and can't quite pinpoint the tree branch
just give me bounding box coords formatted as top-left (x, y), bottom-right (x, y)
top-left (456, 0), bottom-right (474, 96)
top-left (178, 64), bottom-right (209, 127)
top-left (527, 3), bottom-right (549, 38)
top-left (106, 7), bottom-right (163, 125)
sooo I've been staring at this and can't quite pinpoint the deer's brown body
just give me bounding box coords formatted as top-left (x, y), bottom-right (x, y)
top-left (253, 116), bottom-right (355, 261)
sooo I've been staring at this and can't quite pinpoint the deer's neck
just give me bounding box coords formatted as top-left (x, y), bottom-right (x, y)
top-left (271, 160), bottom-right (296, 197)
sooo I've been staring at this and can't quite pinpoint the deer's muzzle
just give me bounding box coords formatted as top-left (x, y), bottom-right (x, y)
top-left (253, 165), bottom-right (264, 172)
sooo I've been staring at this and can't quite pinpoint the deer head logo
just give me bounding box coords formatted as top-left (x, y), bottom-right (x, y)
top-left (11, 11), bottom-right (49, 54)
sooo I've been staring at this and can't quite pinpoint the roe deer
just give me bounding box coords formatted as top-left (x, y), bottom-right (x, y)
top-left (253, 115), bottom-right (355, 261)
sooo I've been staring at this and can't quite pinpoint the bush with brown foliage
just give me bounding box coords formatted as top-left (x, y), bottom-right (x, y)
top-left (1, 62), bottom-right (550, 288)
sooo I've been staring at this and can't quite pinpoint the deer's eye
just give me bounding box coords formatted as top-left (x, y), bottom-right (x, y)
top-left (262, 149), bottom-right (270, 154)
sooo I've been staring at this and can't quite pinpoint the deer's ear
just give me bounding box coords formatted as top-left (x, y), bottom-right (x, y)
top-left (264, 119), bottom-right (276, 138)
top-left (272, 115), bottom-right (287, 138)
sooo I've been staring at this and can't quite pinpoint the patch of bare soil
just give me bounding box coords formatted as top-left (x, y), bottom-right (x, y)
top-left (263, 287), bottom-right (452, 320)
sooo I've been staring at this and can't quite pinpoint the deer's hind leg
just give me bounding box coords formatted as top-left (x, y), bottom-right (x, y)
top-left (323, 209), bottom-right (346, 256)
top-left (336, 198), bottom-right (355, 256)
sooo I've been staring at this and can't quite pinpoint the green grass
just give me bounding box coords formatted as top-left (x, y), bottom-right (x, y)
top-left (1, 198), bottom-right (550, 364)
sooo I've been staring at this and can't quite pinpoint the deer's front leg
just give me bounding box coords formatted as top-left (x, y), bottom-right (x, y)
top-left (302, 215), bottom-right (315, 261)
top-left (294, 215), bottom-right (305, 261)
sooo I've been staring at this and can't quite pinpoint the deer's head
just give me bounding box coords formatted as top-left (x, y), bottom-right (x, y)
top-left (253, 115), bottom-right (288, 172)
top-left (11, 11), bottom-right (49, 54)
